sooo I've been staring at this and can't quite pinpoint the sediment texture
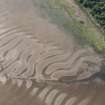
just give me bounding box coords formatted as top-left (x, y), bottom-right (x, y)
top-left (0, 0), bottom-right (104, 105)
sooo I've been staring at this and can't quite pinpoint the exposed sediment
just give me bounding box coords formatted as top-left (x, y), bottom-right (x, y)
top-left (0, 0), bottom-right (104, 105)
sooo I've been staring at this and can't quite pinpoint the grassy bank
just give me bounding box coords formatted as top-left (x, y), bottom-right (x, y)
top-left (33, 0), bottom-right (105, 52)
top-left (59, 0), bottom-right (105, 52)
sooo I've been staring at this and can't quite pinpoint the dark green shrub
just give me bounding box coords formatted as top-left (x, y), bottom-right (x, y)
top-left (77, 0), bottom-right (105, 33)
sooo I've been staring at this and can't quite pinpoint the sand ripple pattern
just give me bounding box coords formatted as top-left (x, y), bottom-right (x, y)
top-left (0, 23), bottom-right (101, 82)
top-left (0, 77), bottom-right (104, 105)
top-left (0, 17), bottom-right (101, 82)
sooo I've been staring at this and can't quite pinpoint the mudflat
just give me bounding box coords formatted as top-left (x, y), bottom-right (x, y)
top-left (0, 0), bottom-right (104, 105)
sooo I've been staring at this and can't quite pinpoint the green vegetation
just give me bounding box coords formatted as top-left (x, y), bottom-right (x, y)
top-left (33, 0), bottom-right (105, 52)
top-left (77, 0), bottom-right (105, 31)
top-left (60, 1), bottom-right (105, 52)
